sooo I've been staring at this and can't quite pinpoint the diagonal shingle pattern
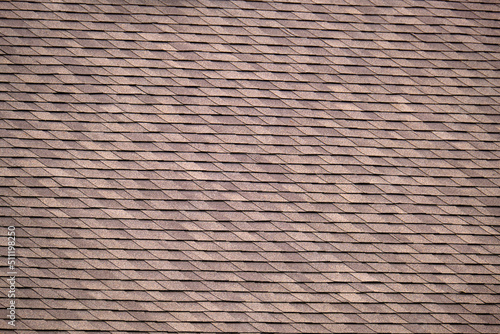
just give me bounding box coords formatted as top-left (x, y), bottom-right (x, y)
top-left (1, 0), bottom-right (499, 333)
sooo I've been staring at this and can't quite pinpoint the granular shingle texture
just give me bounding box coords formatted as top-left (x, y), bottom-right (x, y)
top-left (1, 0), bottom-right (500, 333)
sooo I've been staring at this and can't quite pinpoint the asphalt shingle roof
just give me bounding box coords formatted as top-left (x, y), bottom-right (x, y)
top-left (1, 0), bottom-right (500, 333)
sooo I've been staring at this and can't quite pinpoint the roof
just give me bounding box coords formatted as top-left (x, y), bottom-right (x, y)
top-left (1, 0), bottom-right (499, 332)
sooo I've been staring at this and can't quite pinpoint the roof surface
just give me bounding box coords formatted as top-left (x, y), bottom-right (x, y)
top-left (1, 0), bottom-right (500, 333)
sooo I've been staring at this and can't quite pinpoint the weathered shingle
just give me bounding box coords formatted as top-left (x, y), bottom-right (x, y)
top-left (1, 0), bottom-right (500, 333)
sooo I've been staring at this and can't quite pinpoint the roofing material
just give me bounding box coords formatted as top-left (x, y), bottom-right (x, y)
top-left (1, 0), bottom-right (499, 333)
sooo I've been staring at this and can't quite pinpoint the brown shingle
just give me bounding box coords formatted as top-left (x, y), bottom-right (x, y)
top-left (2, 0), bottom-right (500, 332)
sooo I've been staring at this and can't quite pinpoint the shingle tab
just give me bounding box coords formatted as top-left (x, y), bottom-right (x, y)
top-left (1, 0), bottom-right (499, 333)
